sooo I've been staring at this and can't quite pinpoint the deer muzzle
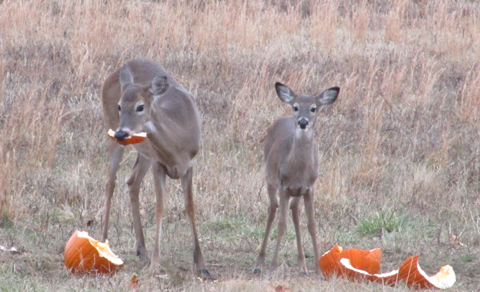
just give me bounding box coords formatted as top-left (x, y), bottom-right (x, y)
top-left (298, 118), bottom-right (309, 130)
top-left (114, 130), bottom-right (130, 141)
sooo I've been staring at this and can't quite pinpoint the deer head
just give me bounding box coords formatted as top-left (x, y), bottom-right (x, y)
top-left (275, 82), bottom-right (339, 134)
top-left (114, 64), bottom-right (169, 141)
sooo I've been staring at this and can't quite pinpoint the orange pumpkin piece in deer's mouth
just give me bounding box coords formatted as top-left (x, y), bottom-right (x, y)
top-left (64, 230), bottom-right (123, 275)
top-left (107, 129), bottom-right (147, 145)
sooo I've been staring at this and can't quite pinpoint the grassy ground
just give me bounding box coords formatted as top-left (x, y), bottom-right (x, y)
top-left (0, 0), bottom-right (479, 290)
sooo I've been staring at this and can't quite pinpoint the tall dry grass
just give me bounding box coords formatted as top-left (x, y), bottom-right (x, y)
top-left (0, 0), bottom-right (479, 291)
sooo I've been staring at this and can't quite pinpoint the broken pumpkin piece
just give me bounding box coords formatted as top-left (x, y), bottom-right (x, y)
top-left (108, 129), bottom-right (147, 145)
top-left (319, 244), bottom-right (382, 280)
top-left (340, 258), bottom-right (400, 286)
top-left (320, 245), bottom-right (456, 290)
top-left (64, 230), bottom-right (123, 275)
top-left (396, 255), bottom-right (456, 290)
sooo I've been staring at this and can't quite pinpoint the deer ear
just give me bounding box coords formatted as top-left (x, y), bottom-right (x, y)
top-left (317, 87), bottom-right (339, 106)
top-left (275, 82), bottom-right (295, 104)
top-left (150, 76), bottom-right (169, 97)
top-left (119, 64), bottom-right (134, 91)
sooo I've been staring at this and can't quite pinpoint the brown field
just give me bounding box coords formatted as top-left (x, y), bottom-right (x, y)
top-left (0, 0), bottom-right (479, 291)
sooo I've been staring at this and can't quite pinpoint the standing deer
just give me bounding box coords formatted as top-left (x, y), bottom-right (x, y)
top-left (101, 59), bottom-right (209, 276)
top-left (254, 82), bottom-right (339, 275)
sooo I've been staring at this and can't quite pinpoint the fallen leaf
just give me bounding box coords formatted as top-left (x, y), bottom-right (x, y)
top-left (128, 275), bottom-right (140, 291)
top-left (449, 235), bottom-right (466, 247)
top-left (268, 284), bottom-right (291, 292)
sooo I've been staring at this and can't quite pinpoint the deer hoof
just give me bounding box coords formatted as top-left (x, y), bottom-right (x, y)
top-left (199, 269), bottom-right (212, 279)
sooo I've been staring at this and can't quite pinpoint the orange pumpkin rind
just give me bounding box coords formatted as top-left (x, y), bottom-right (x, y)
top-left (396, 255), bottom-right (456, 290)
top-left (108, 129), bottom-right (147, 145)
top-left (340, 258), bottom-right (400, 286)
top-left (319, 245), bottom-right (455, 290)
top-left (319, 245), bottom-right (382, 281)
top-left (64, 230), bottom-right (123, 275)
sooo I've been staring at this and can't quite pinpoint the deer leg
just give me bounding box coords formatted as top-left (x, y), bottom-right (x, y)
top-left (126, 153), bottom-right (152, 267)
top-left (181, 166), bottom-right (210, 277)
top-left (304, 190), bottom-right (320, 275)
top-left (150, 162), bottom-right (166, 271)
top-left (291, 197), bottom-right (307, 275)
top-left (102, 142), bottom-right (124, 241)
top-left (254, 183), bottom-right (278, 274)
top-left (270, 188), bottom-right (289, 272)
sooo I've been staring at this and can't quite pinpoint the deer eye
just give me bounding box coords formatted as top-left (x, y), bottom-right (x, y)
top-left (310, 107), bottom-right (316, 113)
top-left (117, 104), bottom-right (121, 111)
top-left (136, 104), bottom-right (144, 112)
top-left (293, 105), bottom-right (299, 112)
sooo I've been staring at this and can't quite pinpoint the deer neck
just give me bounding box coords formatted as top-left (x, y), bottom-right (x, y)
top-left (280, 128), bottom-right (315, 177)
top-left (144, 113), bottom-right (176, 160)
top-left (142, 103), bottom-right (198, 179)
top-left (278, 128), bottom-right (317, 196)
top-left (289, 128), bottom-right (315, 161)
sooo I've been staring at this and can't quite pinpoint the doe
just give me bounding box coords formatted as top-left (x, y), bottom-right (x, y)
top-left (254, 82), bottom-right (339, 275)
top-left (101, 59), bottom-right (209, 276)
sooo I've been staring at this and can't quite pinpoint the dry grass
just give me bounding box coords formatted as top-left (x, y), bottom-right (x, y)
top-left (0, 0), bottom-right (479, 290)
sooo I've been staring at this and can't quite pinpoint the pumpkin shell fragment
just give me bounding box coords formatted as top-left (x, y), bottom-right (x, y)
top-left (319, 245), bottom-right (382, 280)
top-left (108, 129), bottom-right (147, 145)
top-left (396, 255), bottom-right (456, 289)
top-left (64, 230), bottom-right (123, 275)
top-left (319, 245), bottom-right (456, 290)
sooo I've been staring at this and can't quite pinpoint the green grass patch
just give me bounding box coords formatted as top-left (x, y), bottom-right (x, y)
top-left (458, 254), bottom-right (476, 263)
top-left (355, 210), bottom-right (407, 237)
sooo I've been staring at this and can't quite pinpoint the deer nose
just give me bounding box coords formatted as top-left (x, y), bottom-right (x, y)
top-left (298, 118), bottom-right (308, 129)
top-left (114, 130), bottom-right (129, 141)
